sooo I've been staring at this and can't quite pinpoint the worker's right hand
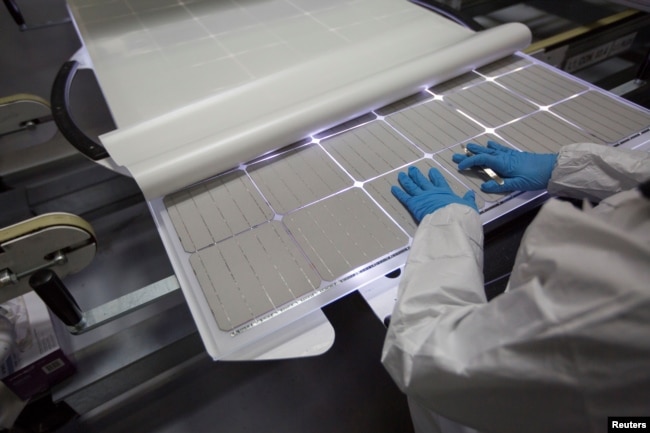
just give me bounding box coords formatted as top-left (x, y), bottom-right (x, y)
top-left (391, 166), bottom-right (478, 223)
top-left (452, 140), bottom-right (557, 193)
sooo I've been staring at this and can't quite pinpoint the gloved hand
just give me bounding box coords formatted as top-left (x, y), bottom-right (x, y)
top-left (391, 166), bottom-right (478, 223)
top-left (452, 141), bottom-right (557, 193)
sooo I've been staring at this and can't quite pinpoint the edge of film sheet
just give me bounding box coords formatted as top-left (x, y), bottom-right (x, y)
top-left (148, 53), bottom-right (650, 360)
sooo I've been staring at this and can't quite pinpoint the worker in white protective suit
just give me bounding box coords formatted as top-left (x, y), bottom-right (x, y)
top-left (382, 140), bottom-right (650, 433)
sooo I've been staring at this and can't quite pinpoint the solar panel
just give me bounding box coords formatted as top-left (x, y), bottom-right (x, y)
top-left (154, 55), bottom-right (650, 357)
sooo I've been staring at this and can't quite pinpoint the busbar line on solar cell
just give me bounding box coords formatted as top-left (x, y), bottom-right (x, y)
top-left (164, 190), bottom-right (207, 253)
top-left (164, 171), bottom-right (274, 252)
top-left (496, 111), bottom-right (606, 154)
top-left (320, 121), bottom-right (423, 181)
top-left (247, 144), bottom-right (353, 214)
top-left (283, 188), bottom-right (408, 281)
top-left (385, 100), bottom-right (485, 153)
top-left (495, 65), bottom-right (589, 107)
top-left (190, 250), bottom-right (234, 330)
top-left (550, 91), bottom-right (650, 143)
top-left (475, 55), bottom-right (532, 78)
top-left (190, 221), bottom-right (321, 331)
top-left (444, 82), bottom-right (539, 129)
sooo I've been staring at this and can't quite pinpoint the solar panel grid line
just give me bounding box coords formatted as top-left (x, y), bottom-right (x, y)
top-left (237, 173), bottom-right (277, 222)
top-left (598, 91), bottom-right (647, 128)
top-left (188, 187), bottom-right (223, 250)
top-left (336, 126), bottom-right (393, 180)
top-left (190, 247), bottom-right (242, 329)
top-left (309, 195), bottom-right (361, 275)
top-left (359, 179), bottom-right (416, 237)
top-left (319, 130), bottom-right (367, 180)
top-left (552, 96), bottom-right (620, 142)
top-left (200, 178), bottom-right (244, 244)
top-left (550, 91), bottom-right (650, 143)
top-left (445, 82), bottom-right (538, 129)
top-left (495, 111), bottom-right (605, 154)
top-left (299, 208), bottom-right (353, 281)
top-left (363, 168), bottom-right (421, 236)
top-left (352, 189), bottom-right (404, 253)
top-left (284, 209), bottom-right (339, 281)
top-left (164, 172), bottom-right (277, 252)
top-left (191, 220), bottom-right (325, 331)
top-left (357, 123), bottom-right (421, 178)
top-left (385, 102), bottom-right (485, 154)
top-left (284, 148), bottom-right (344, 209)
top-left (282, 188), bottom-right (408, 282)
top-left (263, 224), bottom-right (320, 299)
top-left (164, 191), bottom-right (198, 252)
top-left (249, 157), bottom-right (309, 215)
top-left (246, 228), bottom-right (295, 307)
top-left (175, 191), bottom-right (213, 251)
top-left (320, 121), bottom-right (423, 181)
top-left (262, 222), bottom-right (323, 297)
top-left (201, 175), bottom-right (269, 246)
top-left (474, 56), bottom-right (532, 78)
top-left (246, 147), bottom-right (353, 219)
top-left (495, 65), bottom-right (589, 107)
top-left (225, 236), bottom-right (275, 316)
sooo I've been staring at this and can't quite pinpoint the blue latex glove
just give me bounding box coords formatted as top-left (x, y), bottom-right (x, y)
top-left (452, 141), bottom-right (557, 193)
top-left (391, 166), bottom-right (478, 223)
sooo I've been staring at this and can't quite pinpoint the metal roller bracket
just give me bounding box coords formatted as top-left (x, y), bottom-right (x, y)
top-left (51, 60), bottom-right (110, 161)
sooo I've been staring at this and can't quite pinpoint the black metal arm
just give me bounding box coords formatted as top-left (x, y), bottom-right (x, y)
top-left (51, 60), bottom-right (110, 161)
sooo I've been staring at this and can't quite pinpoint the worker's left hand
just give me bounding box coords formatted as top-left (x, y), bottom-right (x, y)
top-left (391, 166), bottom-right (478, 223)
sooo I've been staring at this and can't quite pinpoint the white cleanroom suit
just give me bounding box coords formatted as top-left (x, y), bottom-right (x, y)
top-left (382, 142), bottom-right (650, 433)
